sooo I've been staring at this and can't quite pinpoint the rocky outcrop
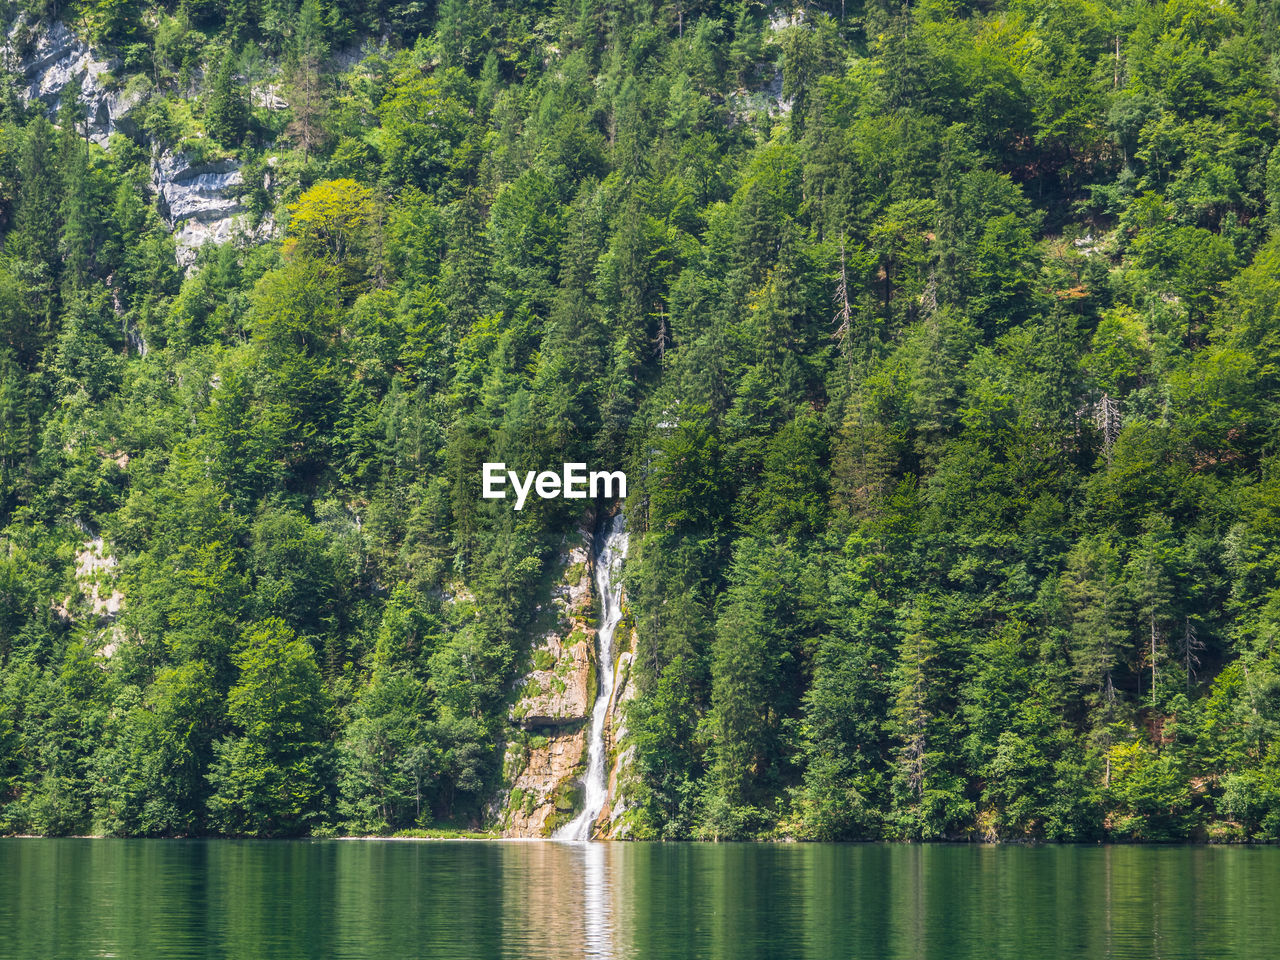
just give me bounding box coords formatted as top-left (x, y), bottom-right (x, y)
top-left (154, 154), bottom-right (244, 224)
top-left (9, 20), bottom-right (266, 266)
top-left (725, 10), bottom-right (797, 123)
top-left (600, 624), bottom-right (639, 839)
top-left (508, 536), bottom-right (596, 728)
top-left (726, 66), bottom-right (790, 122)
top-left (510, 628), bottom-right (594, 726)
top-left (502, 730), bottom-right (587, 837)
top-left (151, 151), bottom-right (253, 266)
top-left (499, 529), bottom-right (598, 837)
top-left (75, 536), bottom-right (124, 621)
top-left (53, 537), bottom-right (126, 660)
top-left (153, 151), bottom-right (279, 267)
top-left (10, 19), bottom-right (147, 144)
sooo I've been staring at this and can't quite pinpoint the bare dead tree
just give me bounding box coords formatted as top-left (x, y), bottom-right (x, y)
top-left (1091, 392), bottom-right (1122, 465)
top-left (1150, 615), bottom-right (1160, 708)
top-left (919, 275), bottom-right (938, 320)
top-left (832, 239), bottom-right (852, 349)
top-left (1179, 618), bottom-right (1204, 688)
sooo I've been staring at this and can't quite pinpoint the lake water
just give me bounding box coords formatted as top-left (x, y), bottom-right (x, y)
top-left (0, 839), bottom-right (1276, 959)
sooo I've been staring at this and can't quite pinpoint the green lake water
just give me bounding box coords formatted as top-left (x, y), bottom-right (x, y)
top-left (0, 839), bottom-right (1276, 959)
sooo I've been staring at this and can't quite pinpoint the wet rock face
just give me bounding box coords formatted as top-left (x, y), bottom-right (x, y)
top-left (508, 539), bottom-right (596, 729)
top-left (502, 731), bottom-right (587, 838)
top-left (601, 625), bottom-right (638, 839)
top-left (500, 532), bottom-right (597, 837)
top-left (510, 629), bottom-right (594, 726)
top-left (497, 521), bottom-right (644, 839)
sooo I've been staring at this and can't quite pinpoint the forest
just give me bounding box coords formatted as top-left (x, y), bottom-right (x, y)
top-left (0, 0), bottom-right (1278, 843)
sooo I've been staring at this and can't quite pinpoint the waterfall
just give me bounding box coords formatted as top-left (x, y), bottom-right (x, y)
top-left (556, 511), bottom-right (629, 842)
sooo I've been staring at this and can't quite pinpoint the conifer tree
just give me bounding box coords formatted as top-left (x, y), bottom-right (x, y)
top-left (12, 115), bottom-right (61, 323)
top-left (206, 620), bottom-right (334, 837)
top-left (58, 119), bottom-right (96, 295)
top-left (207, 50), bottom-right (249, 147)
top-left (287, 0), bottom-right (329, 158)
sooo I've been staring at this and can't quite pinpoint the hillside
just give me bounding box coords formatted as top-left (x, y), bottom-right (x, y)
top-left (0, 0), bottom-right (1278, 842)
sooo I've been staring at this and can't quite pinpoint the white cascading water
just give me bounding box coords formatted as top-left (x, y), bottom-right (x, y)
top-left (555, 511), bottom-right (629, 842)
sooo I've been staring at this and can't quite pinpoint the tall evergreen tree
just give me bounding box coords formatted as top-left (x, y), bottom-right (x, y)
top-left (207, 51), bottom-right (249, 146)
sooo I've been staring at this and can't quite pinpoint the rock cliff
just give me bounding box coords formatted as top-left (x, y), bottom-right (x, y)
top-left (600, 623), bottom-right (639, 839)
top-left (151, 151), bottom-right (250, 265)
top-left (7, 18), bottom-right (265, 266)
top-left (497, 516), bottom-right (643, 840)
top-left (500, 529), bottom-right (597, 837)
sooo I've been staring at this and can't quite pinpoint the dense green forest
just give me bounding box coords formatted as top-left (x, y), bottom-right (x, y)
top-left (0, 0), bottom-right (1278, 842)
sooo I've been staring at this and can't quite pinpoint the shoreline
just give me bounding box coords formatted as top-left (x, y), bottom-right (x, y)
top-left (1, 833), bottom-right (1275, 846)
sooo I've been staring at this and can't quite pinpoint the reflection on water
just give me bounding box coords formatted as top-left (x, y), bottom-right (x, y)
top-left (580, 841), bottom-right (613, 960)
top-left (1, 839), bottom-right (1278, 960)
top-left (495, 840), bottom-right (616, 960)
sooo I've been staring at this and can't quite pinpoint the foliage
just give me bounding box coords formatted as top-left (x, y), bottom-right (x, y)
top-left (206, 620), bottom-right (334, 836)
top-left (0, 0), bottom-right (1276, 843)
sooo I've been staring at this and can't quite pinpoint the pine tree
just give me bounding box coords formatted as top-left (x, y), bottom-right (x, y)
top-left (287, 0), bottom-right (328, 158)
top-left (442, 188), bottom-right (491, 330)
top-left (1063, 537), bottom-right (1128, 785)
top-left (0, 351), bottom-right (30, 507)
top-left (206, 620), bottom-right (334, 837)
top-left (437, 0), bottom-right (480, 70)
top-left (12, 115), bottom-right (61, 287)
top-left (94, 0), bottom-right (142, 46)
top-left (1126, 518), bottom-right (1177, 708)
top-left (207, 51), bottom-right (249, 147)
top-left (58, 118), bottom-right (96, 296)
